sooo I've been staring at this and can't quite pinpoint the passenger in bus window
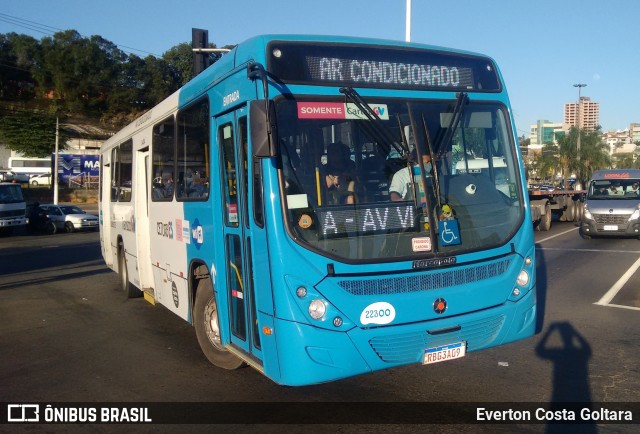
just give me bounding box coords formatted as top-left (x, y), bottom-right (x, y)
top-left (389, 151), bottom-right (431, 201)
top-left (185, 169), bottom-right (208, 198)
top-left (152, 173), bottom-right (174, 199)
top-left (323, 142), bottom-right (356, 205)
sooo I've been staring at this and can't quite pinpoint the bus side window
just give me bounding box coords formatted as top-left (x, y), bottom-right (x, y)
top-left (177, 98), bottom-right (210, 201)
top-left (152, 116), bottom-right (176, 202)
top-left (220, 123), bottom-right (238, 227)
top-left (119, 140), bottom-right (133, 202)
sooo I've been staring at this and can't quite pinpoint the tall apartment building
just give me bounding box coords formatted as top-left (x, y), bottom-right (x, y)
top-left (564, 96), bottom-right (600, 131)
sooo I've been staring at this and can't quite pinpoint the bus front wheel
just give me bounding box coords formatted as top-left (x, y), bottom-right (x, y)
top-left (194, 278), bottom-right (245, 370)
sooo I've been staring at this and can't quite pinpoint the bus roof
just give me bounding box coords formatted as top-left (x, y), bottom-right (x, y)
top-left (103, 34), bottom-right (504, 153)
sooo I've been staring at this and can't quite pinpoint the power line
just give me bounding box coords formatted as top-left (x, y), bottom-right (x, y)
top-left (0, 12), bottom-right (161, 57)
top-left (0, 12), bottom-right (61, 35)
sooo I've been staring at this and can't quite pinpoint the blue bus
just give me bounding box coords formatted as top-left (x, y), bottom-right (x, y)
top-left (99, 35), bottom-right (536, 386)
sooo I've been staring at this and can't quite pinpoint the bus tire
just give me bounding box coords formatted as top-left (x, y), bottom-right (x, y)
top-left (194, 278), bottom-right (245, 370)
top-left (539, 204), bottom-right (552, 231)
top-left (118, 245), bottom-right (141, 298)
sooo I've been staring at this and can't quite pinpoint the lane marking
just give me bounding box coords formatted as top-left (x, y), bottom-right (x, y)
top-left (535, 227), bottom-right (640, 311)
top-left (598, 303), bottom-right (640, 312)
top-left (536, 227), bottom-right (579, 243)
top-left (595, 255), bottom-right (640, 306)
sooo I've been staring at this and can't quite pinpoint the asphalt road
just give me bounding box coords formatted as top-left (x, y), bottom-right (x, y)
top-left (0, 221), bottom-right (638, 433)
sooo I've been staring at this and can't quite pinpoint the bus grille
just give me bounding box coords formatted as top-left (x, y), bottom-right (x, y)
top-left (593, 214), bottom-right (628, 225)
top-left (369, 314), bottom-right (505, 363)
top-left (337, 259), bottom-right (511, 296)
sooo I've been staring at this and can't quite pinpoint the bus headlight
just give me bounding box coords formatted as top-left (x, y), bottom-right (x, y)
top-left (516, 270), bottom-right (529, 287)
top-left (308, 299), bottom-right (327, 320)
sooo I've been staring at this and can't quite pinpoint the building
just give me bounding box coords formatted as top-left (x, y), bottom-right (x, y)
top-left (529, 120), bottom-right (566, 149)
top-left (0, 138), bottom-right (102, 171)
top-left (630, 123), bottom-right (640, 144)
top-left (602, 130), bottom-right (633, 155)
top-left (564, 96), bottom-right (600, 131)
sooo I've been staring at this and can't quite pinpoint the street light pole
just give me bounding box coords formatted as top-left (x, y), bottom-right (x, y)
top-left (573, 83), bottom-right (587, 162)
top-left (405, 0), bottom-right (412, 42)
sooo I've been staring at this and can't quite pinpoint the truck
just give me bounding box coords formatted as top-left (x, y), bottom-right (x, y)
top-left (0, 182), bottom-right (27, 236)
top-left (528, 185), bottom-right (586, 231)
top-left (455, 159), bottom-right (585, 231)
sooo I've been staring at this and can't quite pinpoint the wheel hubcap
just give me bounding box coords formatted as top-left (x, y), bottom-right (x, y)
top-left (204, 298), bottom-right (224, 350)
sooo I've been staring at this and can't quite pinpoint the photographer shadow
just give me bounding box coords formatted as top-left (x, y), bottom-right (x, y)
top-left (536, 321), bottom-right (595, 433)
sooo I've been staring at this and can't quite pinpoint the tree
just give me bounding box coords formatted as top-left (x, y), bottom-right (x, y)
top-left (575, 128), bottom-right (610, 184)
top-left (0, 29), bottom-right (230, 154)
top-left (162, 43), bottom-right (193, 86)
top-left (530, 143), bottom-right (560, 182)
top-left (0, 109), bottom-right (68, 157)
top-left (0, 33), bottom-right (39, 100)
top-left (612, 153), bottom-right (635, 169)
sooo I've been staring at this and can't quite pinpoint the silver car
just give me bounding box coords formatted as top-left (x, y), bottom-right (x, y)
top-left (581, 169), bottom-right (640, 239)
top-left (39, 204), bottom-right (99, 233)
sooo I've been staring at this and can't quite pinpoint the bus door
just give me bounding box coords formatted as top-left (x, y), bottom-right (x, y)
top-left (100, 159), bottom-right (114, 267)
top-left (135, 147), bottom-right (153, 290)
top-left (216, 108), bottom-right (262, 361)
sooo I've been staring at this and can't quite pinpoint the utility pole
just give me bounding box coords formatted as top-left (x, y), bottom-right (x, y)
top-left (53, 117), bottom-right (59, 205)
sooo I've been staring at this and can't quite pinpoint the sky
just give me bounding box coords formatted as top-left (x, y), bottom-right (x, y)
top-left (1, 0), bottom-right (639, 136)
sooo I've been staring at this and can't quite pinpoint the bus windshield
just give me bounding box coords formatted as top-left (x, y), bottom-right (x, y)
top-left (277, 98), bottom-right (523, 262)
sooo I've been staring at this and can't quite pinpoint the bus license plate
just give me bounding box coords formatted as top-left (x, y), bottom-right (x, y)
top-left (603, 225), bottom-right (618, 231)
top-left (423, 342), bottom-right (466, 365)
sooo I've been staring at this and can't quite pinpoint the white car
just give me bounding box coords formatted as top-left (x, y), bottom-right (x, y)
top-left (30, 173), bottom-right (52, 186)
top-left (39, 204), bottom-right (99, 232)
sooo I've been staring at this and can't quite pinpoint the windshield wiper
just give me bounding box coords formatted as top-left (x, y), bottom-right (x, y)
top-left (434, 92), bottom-right (468, 157)
top-left (339, 87), bottom-right (409, 156)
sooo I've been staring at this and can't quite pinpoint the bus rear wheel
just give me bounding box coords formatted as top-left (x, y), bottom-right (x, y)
top-left (194, 278), bottom-right (244, 370)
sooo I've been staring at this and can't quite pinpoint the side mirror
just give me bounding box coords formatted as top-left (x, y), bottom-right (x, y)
top-left (250, 100), bottom-right (278, 158)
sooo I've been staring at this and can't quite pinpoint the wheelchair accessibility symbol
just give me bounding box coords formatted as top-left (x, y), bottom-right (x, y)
top-left (438, 220), bottom-right (461, 246)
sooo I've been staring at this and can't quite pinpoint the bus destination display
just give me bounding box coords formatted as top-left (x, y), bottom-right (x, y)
top-left (268, 42), bottom-right (501, 92)
top-left (318, 203), bottom-right (417, 238)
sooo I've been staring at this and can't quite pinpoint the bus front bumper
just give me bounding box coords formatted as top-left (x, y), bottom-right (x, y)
top-left (268, 286), bottom-right (536, 386)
